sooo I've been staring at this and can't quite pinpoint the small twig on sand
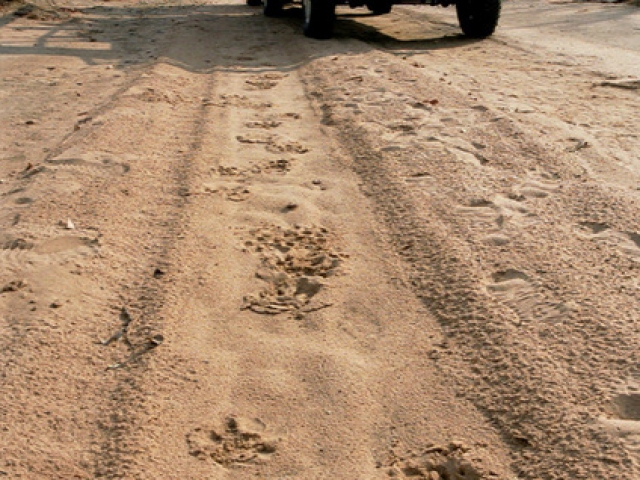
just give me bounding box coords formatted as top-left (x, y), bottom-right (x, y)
top-left (301, 302), bottom-right (334, 314)
top-left (593, 79), bottom-right (640, 90)
top-left (106, 335), bottom-right (164, 370)
top-left (97, 307), bottom-right (132, 346)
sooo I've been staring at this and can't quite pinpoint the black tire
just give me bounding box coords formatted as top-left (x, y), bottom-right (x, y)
top-left (366, 0), bottom-right (392, 15)
top-left (264, 0), bottom-right (283, 17)
top-left (456, 0), bottom-right (500, 38)
top-left (303, 0), bottom-right (336, 39)
top-left (247, 0), bottom-right (262, 6)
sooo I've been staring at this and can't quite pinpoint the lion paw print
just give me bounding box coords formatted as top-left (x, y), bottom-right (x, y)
top-left (384, 442), bottom-right (489, 480)
top-left (187, 417), bottom-right (277, 467)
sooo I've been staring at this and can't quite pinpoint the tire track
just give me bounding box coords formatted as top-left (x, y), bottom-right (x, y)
top-left (88, 10), bottom-right (218, 478)
top-left (298, 33), bottom-right (640, 479)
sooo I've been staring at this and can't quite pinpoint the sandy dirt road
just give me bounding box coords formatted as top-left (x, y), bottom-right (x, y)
top-left (1, 0), bottom-right (639, 478)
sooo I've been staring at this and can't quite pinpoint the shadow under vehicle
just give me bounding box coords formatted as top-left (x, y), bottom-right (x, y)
top-left (248, 0), bottom-right (500, 39)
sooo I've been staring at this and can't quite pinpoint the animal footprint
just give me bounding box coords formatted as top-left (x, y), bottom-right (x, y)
top-left (448, 147), bottom-right (488, 167)
top-left (245, 73), bottom-right (287, 90)
top-left (611, 392), bottom-right (640, 421)
top-left (242, 224), bottom-right (342, 315)
top-left (48, 156), bottom-right (130, 177)
top-left (126, 85), bottom-right (183, 104)
top-left (482, 233), bottom-right (510, 247)
top-left (207, 94), bottom-right (272, 110)
top-left (266, 140), bottom-right (309, 155)
top-left (245, 224), bottom-right (340, 278)
top-left (261, 159), bottom-right (291, 174)
top-left (217, 166), bottom-right (243, 177)
top-left (216, 159), bottom-right (291, 178)
top-left (187, 417), bottom-right (277, 467)
top-left (385, 121), bottom-right (416, 133)
top-left (601, 380), bottom-right (640, 455)
top-left (489, 268), bottom-right (530, 286)
top-left (1, 236), bottom-right (34, 251)
top-left (577, 222), bottom-right (640, 260)
top-left (460, 175), bottom-right (556, 234)
top-left (225, 186), bottom-right (251, 202)
top-left (245, 120), bottom-right (282, 130)
top-left (248, 159), bottom-right (292, 176)
top-left (457, 195), bottom-right (535, 233)
top-left (510, 179), bottom-right (558, 200)
top-left (236, 134), bottom-right (271, 145)
top-left (578, 221), bottom-right (610, 236)
top-left (622, 232), bottom-right (640, 259)
top-left (456, 199), bottom-right (499, 226)
top-left (486, 269), bottom-right (568, 326)
top-left (383, 442), bottom-right (485, 479)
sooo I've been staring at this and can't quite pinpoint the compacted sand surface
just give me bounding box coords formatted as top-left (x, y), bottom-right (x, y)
top-left (1, 0), bottom-right (639, 478)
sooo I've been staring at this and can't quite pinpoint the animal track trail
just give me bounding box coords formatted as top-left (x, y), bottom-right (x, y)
top-left (485, 269), bottom-right (569, 326)
top-left (186, 417), bottom-right (277, 467)
top-left (241, 224), bottom-right (343, 316)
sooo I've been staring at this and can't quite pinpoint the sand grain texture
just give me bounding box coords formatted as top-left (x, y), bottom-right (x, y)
top-left (1, 0), bottom-right (640, 478)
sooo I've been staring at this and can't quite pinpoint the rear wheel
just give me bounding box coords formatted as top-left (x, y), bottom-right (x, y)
top-left (456, 0), bottom-right (500, 38)
top-left (264, 0), bottom-right (284, 17)
top-left (366, 0), bottom-right (392, 15)
top-left (303, 0), bottom-right (336, 39)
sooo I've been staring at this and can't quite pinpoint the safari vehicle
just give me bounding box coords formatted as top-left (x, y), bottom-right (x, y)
top-left (247, 0), bottom-right (500, 40)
